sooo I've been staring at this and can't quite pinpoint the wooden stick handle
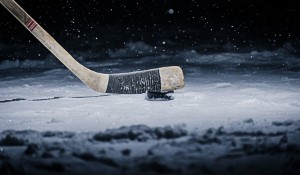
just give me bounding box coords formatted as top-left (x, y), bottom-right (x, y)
top-left (0, 0), bottom-right (109, 92)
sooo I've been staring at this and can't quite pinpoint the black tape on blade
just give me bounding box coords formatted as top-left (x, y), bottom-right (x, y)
top-left (106, 69), bottom-right (161, 94)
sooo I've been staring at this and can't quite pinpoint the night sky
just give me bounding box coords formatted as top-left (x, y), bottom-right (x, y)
top-left (0, 0), bottom-right (299, 60)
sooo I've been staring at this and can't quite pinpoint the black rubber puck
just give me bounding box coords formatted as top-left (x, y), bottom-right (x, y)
top-left (145, 91), bottom-right (174, 101)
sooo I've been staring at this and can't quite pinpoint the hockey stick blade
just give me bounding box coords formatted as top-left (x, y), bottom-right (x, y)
top-left (0, 0), bottom-right (185, 94)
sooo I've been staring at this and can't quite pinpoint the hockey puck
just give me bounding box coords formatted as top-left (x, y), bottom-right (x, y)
top-left (145, 91), bottom-right (174, 101)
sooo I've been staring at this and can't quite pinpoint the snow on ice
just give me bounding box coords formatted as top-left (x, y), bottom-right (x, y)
top-left (0, 41), bottom-right (300, 174)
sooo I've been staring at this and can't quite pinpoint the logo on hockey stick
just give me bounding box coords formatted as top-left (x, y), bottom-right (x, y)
top-left (25, 18), bottom-right (37, 31)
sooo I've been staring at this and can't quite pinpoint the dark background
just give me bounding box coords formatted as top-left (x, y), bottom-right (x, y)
top-left (0, 0), bottom-right (299, 60)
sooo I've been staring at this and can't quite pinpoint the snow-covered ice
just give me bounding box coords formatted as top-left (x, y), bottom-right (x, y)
top-left (0, 43), bottom-right (300, 174)
top-left (0, 47), bottom-right (299, 132)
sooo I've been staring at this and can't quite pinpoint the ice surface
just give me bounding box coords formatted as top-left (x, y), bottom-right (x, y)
top-left (0, 46), bottom-right (300, 132)
top-left (0, 42), bottom-right (300, 174)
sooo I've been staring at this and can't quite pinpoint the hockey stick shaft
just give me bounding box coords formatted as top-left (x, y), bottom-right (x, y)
top-left (0, 0), bottom-right (184, 94)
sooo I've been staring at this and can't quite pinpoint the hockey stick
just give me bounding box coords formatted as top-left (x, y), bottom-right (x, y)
top-left (0, 0), bottom-right (184, 94)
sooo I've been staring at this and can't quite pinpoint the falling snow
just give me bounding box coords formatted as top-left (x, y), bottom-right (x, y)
top-left (0, 0), bottom-right (299, 174)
